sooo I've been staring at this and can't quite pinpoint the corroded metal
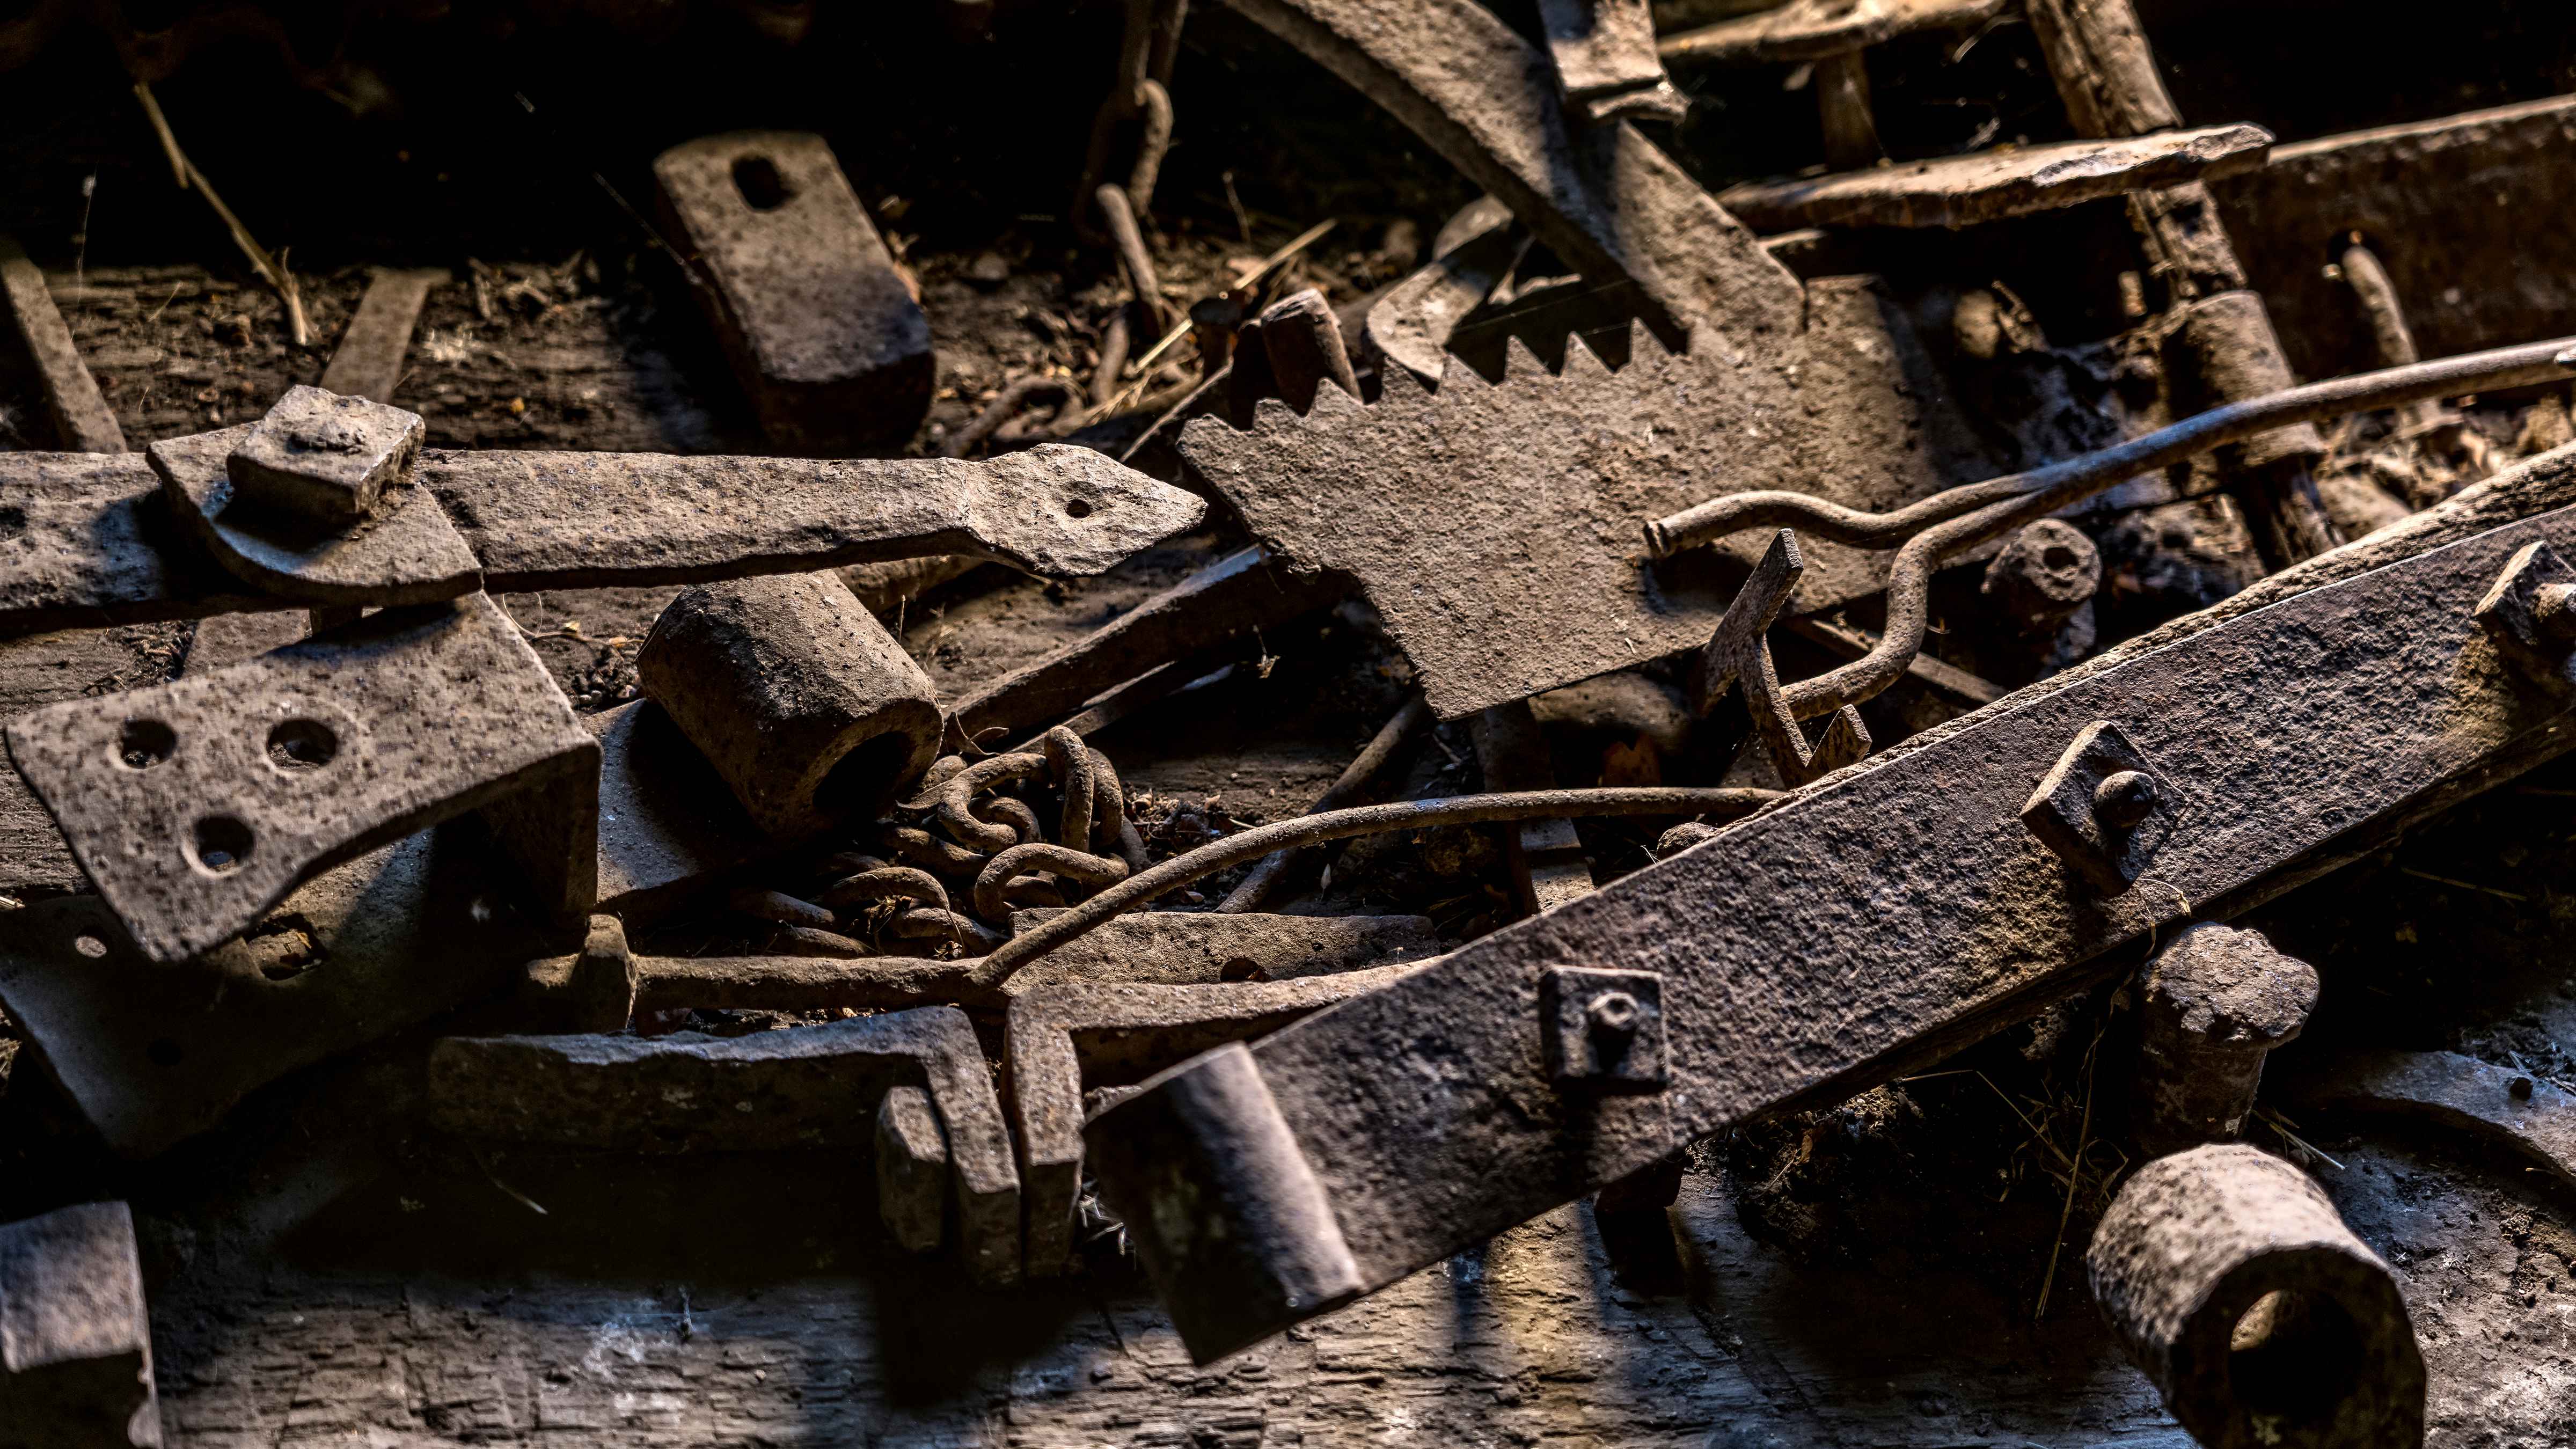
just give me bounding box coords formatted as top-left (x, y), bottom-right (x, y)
top-left (1089, 489), bottom-right (2576, 1363)
top-left (1178, 303), bottom-right (1972, 721)
top-left (428, 1007), bottom-right (1022, 1284)
top-left (4, 594), bottom-right (597, 963)
top-left (2290, 1050), bottom-right (2576, 1195)
top-left (0, 820), bottom-right (567, 1155)
top-left (2, 440), bottom-right (1204, 635)
top-left (0, 1202), bottom-right (159, 1447)
top-left (2088, 1145), bottom-right (2423, 1449)
top-left (654, 131), bottom-right (933, 452)
top-left (1714, 123), bottom-right (2273, 234)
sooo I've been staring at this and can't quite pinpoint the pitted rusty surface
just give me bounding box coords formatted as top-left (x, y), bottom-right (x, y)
top-left (1013, 960), bottom-right (1438, 1278)
top-left (3, 594), bottom-right (596, 963)
top-left (1092, 486), bottom-right (2576, 1358)
top-left (426, 443), bottom-right (1203, 588)
top-left (1177, 298), bottom-right (1982, 719)
top-left (0, 451), bottom-right (269, 634)
top-left (428, 1007), bottom-right (1022, 1284)
top-left (1714, 122), bottom-right (2273, 233)
top-left (2087, 1145), bottom-right (2423, 1448)
top-left (149, 425), bottom-right (482, 608)
top-left (653, 131), bottom-right (934, 452)
top-left (0, 822), bottom-right (565, 1156)
top-left (1219, 0), bottom-right (1801, 343)
top-left (2293, 1050), bottom-right (2576, 1194)
top-left (3, 442), bottom-right (1204, 633)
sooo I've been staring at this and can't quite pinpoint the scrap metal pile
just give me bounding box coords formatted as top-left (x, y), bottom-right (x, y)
top-left (5, 0), bottom-right (2576, 1444)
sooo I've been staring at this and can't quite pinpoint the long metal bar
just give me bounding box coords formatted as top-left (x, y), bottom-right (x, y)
top-left (1089, 453), bottom-right (2576, 1363)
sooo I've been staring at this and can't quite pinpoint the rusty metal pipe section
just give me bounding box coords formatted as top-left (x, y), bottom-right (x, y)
top-left (2133, 923), bottom-right (2318, 1155)
top-left (2088, 1145), bottom-right (2424, 1449)
top-left (637, 572), bottom-right (943, 839)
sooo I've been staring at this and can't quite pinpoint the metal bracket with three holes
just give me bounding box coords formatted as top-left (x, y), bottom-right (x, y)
top-left (2, 592), bottom-right (597, 963)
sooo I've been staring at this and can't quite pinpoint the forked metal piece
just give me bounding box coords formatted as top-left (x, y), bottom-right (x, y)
top-left (1689, 528), bottom-right (1870, 784)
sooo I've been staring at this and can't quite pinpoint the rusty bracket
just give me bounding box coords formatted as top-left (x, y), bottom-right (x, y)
top-left (0, 819), bottom-right (570, 1156)
top-left (4, 594), bottom-right (597, 963)
top-left (428, 1007), bottom-right (1023, 1284)
top-left (1014, 960), bottom-right (1433, 1278)
top-left (2, 422), bottom-right (1205, 634)
top-left (2019, 719), bottom-right (2190, 892)
top-left (1091, 495), bottom-right (2576, 1364)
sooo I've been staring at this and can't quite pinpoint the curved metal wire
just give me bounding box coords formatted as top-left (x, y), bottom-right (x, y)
top-left (1648, 336), bottom-right (2576, 721)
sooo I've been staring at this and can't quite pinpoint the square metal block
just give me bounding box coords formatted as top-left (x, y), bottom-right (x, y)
top-left (2473, 539), bottom-right (2576, 687)
top-left (1540, 965), bottom-right (1667, 1092)
top-left (226, 384), bottom-right (425, 524)
top-left (2019, 719), bottom-right (2186, 893)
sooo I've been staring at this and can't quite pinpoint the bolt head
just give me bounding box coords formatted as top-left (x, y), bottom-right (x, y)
top-left (2093, 770), bottom-right (2160, 830)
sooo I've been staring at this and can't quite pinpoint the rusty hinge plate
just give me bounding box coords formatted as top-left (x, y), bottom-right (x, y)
top-left (4, 595), bottom-right (596, 963)
top-left (1093, 495), bottom-right (2576, 1363)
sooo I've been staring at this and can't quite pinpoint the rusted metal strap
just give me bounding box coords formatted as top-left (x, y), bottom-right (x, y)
top-left (0, 438), bottom-right (1204, 635)
top-left (0, 234), bottom-right (124, 453)
top-left (1713, 123), bottom-right (2272, 234)
top-left (1091, 491), bottom-right (2576, 1363)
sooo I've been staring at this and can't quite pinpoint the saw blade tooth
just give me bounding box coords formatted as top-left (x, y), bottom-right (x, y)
top-left (1499, 334), bottom-right (1549, 385)
top-left (1436, 350), bottom-right (1497, 395)
top-left (1307, 377), bottom-right (1367, 420)
top-left (1250, 395), bottom-right (1308, 433)
top-left (1561, 330), bottom-right (1613, 381)
top-left (1375, 355), bottom-right (1432, 406)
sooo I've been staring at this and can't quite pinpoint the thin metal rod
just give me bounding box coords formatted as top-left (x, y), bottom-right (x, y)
top-left (968, 786), bottom-right (1785, 986)
top-left (1647, 337), bottom-right (2576, 559)
top-left (1218, 694), bottom-right (1431, 912)
top-left (1762, 338), bottom-right (2576, 722)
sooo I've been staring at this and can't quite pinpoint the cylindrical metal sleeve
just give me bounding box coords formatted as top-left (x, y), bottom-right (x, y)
top-left (2171, 291), bottom-right (2328, 473)
top-left (638, 571), bottom-right (943, 837)
top-left (2088, 1144), bottom-right (2424, 1449)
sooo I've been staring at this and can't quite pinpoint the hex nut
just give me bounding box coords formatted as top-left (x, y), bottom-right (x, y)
top-left (226, 385), bottom-right (426, 524)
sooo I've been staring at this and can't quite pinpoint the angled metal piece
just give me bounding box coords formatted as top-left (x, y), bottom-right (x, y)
top-left (1091, 497), bottom-right (2576, 1364)
top-left (0, 821), bottom-right (568, 1155)
top-left (1540, 965), bottom-right (1665, 1091)
top-left (2019, 719), bottom-right (2188, 892)
top-left (2290, 1049), bottom-right (2576, 1195)
top-left (1692, 528), bottom-right (1871, 783)
top-left (0, 233), bottom-right (124, 455)
top-left (3, 595), bottom-right (597, 963)
top-left (149, 424), bottom-right (481, 608)
top-left (1178, 296), bottom-right (1977, 720)
top-left (1011, 961), bottom-right (1429, 1277)
top-left (1086, 1043), bottom-right (1365, 1357)
top-left (2, 442), bottom-right (1206, 634)
top-left (2472, 539), bottom-right (2576, 687)
top-left (428, 1007), bottom-right (1022, 1284)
